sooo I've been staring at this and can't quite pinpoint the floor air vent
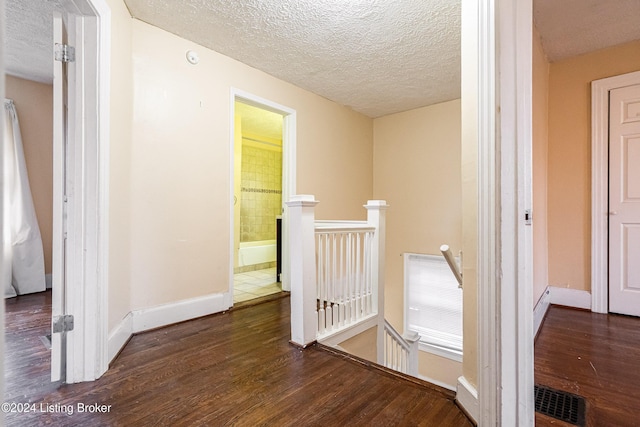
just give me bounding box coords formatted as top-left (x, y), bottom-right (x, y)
top-left (534, 385), bottom-right (586, 426)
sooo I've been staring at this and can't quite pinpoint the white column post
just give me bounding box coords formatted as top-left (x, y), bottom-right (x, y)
top-left (365, 200), bottom-right (388, 365)
top-left (286, 195), bottom-right (319, 347)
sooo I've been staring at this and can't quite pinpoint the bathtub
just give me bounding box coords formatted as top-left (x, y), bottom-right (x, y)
top-left (238, 240), bottom-right (277, 267)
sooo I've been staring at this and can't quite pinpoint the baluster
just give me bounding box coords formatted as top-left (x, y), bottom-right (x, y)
top-left (325, 233), bottom-right (332, 331)
top-left (331, 234), bottom-right (340, 328)
top-left (367, 231), bottom-right (373, 313)
top-left (339, 233), bottom-right (345, 327)
top-left (317, 233), bottom-right (325, 334)
top-left (353, 232), bottom-right (360, 321)
top-left (365, 232), bottom-right (370, 312)
top-left (346, 232), bottom-right (352, 323)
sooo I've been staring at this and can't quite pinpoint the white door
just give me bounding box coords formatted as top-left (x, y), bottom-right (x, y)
top-left (609, 84), bottom-right (640, 316)
top-left (51, 12), bottom-right (70, 382)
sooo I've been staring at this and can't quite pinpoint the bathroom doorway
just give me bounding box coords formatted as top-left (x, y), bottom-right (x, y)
top-left (231, 92), bottom-right (296, 304)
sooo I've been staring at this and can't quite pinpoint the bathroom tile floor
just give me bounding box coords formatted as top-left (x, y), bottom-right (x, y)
top-left (233, 267), bottom-right (282, 303)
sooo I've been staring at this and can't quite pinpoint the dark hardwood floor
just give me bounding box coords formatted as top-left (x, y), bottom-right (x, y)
top-left (535, 305), bottom-right (640, 427)
top-left (4, 291), bottom-right (470, 426)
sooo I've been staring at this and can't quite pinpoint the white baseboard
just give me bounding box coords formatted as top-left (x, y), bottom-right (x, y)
top-left (533, 287), bottom-right (551, 337)
top-left (108, 312), bottom-right (133, 363)
top-left (549, 286), bottom-right (591, 310)
top-left (456, 376), bottom-right (478, 424)
top-left (132, 292), bottom-right (231, 334)
top-left (107, 292), bottom-right (231, 364)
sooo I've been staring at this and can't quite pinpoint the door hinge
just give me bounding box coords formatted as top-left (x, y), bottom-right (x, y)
top-left (52, 315), bottom-right (74, 333)
top-left (54, 43), bottom-right (76, 63)
top-left (524, 209), bottom-right (533, 226)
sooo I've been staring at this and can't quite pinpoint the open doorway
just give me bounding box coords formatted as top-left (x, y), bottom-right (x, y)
top-left (232, 101), bottom-right (284, 303)
top-left (229, 90), bottom-right (296, 305)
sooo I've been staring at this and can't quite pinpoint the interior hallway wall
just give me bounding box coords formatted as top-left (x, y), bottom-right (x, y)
top-left (106, 0), bottom-right (134, 332)
top-left (130, 19), bottom-right (373, 311)
top-left (547, 40), bottom-right (640, 293)
top-left (5, 75), bottom-right (53, 275)
top-left (460, 0), bottom-right (478, 387)
top-left (532, 26), bottom-right (549, 305)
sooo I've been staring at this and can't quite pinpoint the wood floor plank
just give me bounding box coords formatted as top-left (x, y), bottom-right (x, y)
top-left (535, 305), bottom-right (640, 427)
top-left (4, 291), bottom-right (470, 426)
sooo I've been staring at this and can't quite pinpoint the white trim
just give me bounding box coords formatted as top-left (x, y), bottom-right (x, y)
top-left (418, 342), bottom-right (463, 363)
top-left (108, 292), bottom-right (232, 364)
top-left (591, 70), bottom-right (640, 314)
top-left (317, 315), bottom-right (378, 347)
top-left (108, 312), bottom-right (132, 363)
top-left (533, 287), bottom-right (551, 337)
top-left (475, 0), bottom-right (499, 425)
top-left (549, 287), bottom-right (591, 310)
top-left (497, 0), bottom-right (535, 425)
top-left (45, 274), bottom-right (53, 289)
top-left (50, 0), bottom-right (110, 384)
top-left (91, 0), bottom-right (112, 383)
top-left (229, 89), bottom-right (297, 302)
top-left (131, 292), bottom-right (230, 333)
top-left (0, 0), bottom-right (6, 406)
top-left (476, 0), bottom-right (535, 424)
top-left (456, 376), bottom-right (479, 424)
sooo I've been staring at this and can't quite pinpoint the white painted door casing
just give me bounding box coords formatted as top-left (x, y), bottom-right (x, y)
top-left (51, 12), bottom-right (67, 383)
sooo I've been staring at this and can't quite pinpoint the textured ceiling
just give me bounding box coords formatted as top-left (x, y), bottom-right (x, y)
top-left (534, 0), bottom-right (640, 62)
top-left (6, 1), bottom-right (640, 117)
top-left (5, 0), bottom-right (64, 83)
top-left (124, 0), bottom-right (461, 118)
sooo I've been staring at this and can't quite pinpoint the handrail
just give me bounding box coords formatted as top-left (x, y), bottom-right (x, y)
top-left (314, 220), bottom-right (373, 232)
top-left (440, 244), bottom-right (463, 288)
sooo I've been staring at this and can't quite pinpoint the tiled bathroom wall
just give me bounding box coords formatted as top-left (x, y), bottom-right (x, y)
top-left (240, 144), bottom-right (282, 243)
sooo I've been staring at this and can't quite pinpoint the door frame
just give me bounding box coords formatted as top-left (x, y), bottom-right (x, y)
top-left (53, 0), bottom-right (111, 383)
top-left (591, 70), bottom-right (640, 314)
top-left (474, 0), bottom-right (535, 424)
top-left (229, 89), bottom-right (296, 300)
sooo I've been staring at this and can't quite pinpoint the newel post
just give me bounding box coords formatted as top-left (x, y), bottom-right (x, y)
top-left (286, 195), bottom-right (319, 347)
top-left (365, 200), bottom-right (389, 365)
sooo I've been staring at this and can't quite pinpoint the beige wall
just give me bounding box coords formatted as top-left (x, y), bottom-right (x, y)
top-left (419, 351), bottom-right (462, 390)
top-left (373, 99), bottom-right (461, 387)
top-left (107, 0), bottom-right (134, 332)
top-left (532, 27), bottom-right (549, 305)
top-left (460, 0), bottom-right (478, 387)
top-left (338, 327), bottom-right (378, 362)
top-left (547, 40), bottom-right (640, 292)
top-left (130, 19), bottom-right (373, 310)
top-left (373, 100), bottom-right (462, 329)
top-left (6, 76), bottom-right (53, 275)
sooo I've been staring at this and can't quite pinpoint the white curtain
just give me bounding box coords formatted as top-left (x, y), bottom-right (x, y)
top-left (3, 99), bottom-right (46, 298)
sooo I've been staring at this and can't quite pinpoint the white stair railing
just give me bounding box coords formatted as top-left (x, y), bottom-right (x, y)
top-left (315, 222), bottom-right (376, 338)
top-left (383, 320), bottom-right (420, 376)
top-left (286, 196), bottom-right (388, 348)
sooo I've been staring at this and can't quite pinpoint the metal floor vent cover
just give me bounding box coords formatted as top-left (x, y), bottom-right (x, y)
top-left (535, 385), bottom-right (586, 426)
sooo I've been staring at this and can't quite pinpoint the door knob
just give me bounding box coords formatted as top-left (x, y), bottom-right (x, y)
top-left (609, 211), bottom-right (618, 215)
